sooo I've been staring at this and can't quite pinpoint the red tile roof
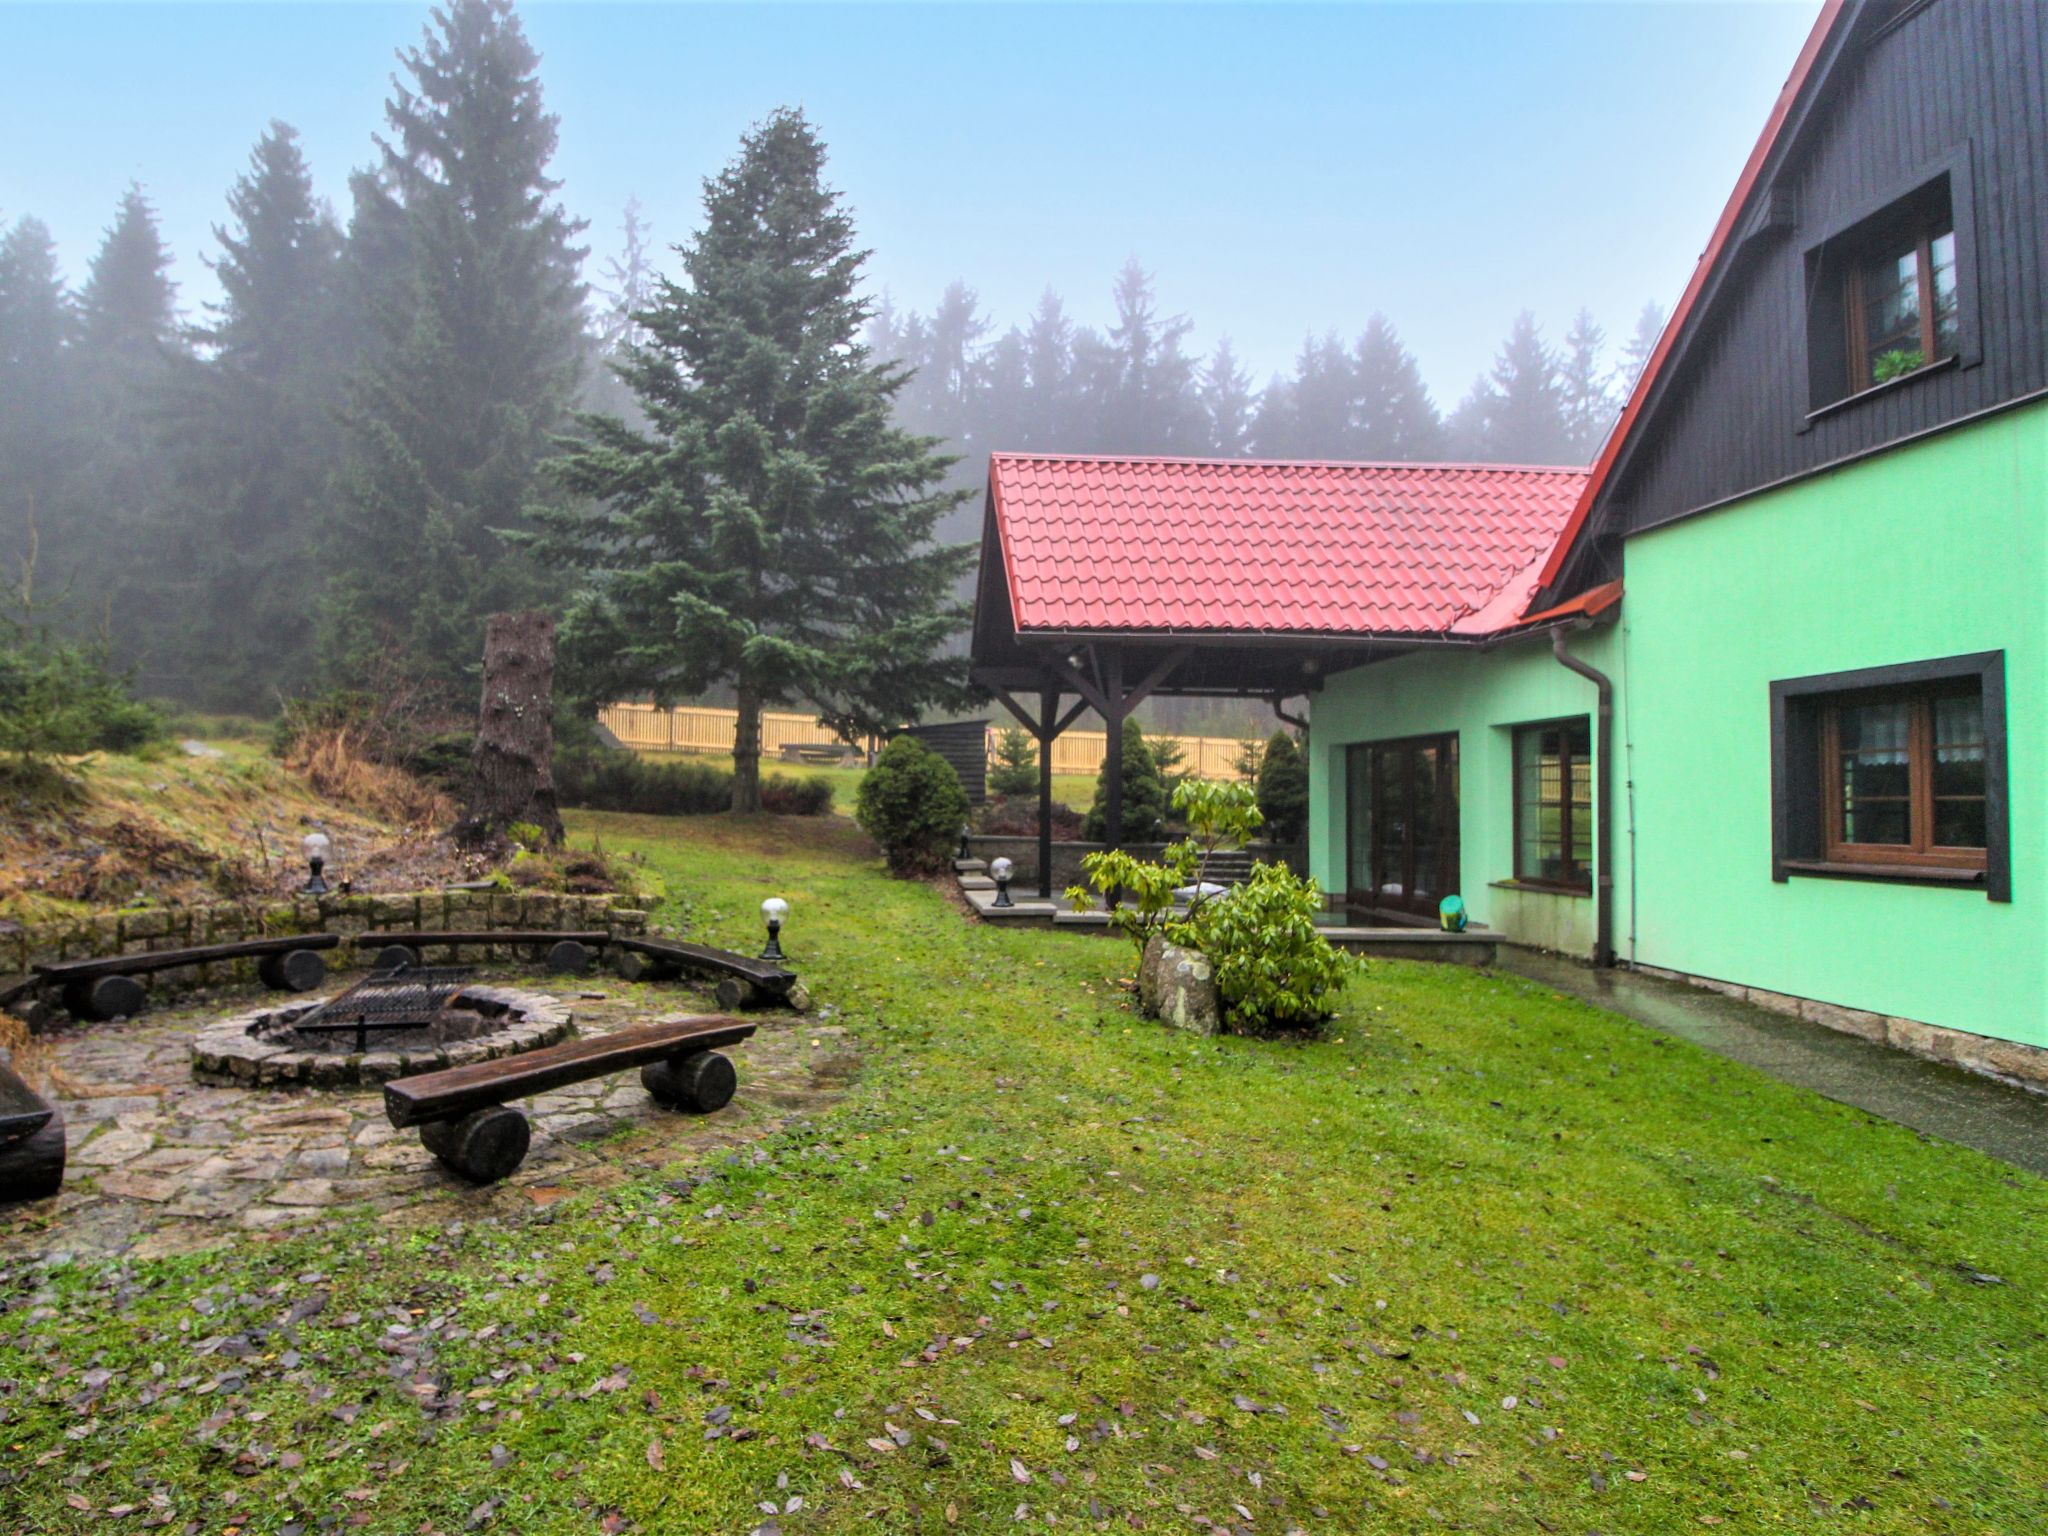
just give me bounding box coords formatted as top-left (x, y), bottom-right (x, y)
top-left (989, 454), bottom-right (1590, 638)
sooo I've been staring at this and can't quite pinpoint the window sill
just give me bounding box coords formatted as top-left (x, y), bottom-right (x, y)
top-left (1779, 858), bottom-right (1985, 889)
top-left (1489, 879), bottom-right (1592, 899)
top-left (1804, 351), bottom-right (1959, 427)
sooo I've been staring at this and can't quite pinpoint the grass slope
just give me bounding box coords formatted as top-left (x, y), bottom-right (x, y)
top-left (2, 810), bottom-right (2042, 1534)
top-left (0, 741), bottom-right (414, 922)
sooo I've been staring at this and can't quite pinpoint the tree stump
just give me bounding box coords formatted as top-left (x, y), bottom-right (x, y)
top-left (455, 611), bottom-right (565, 848)
top-left (420, 1105), bottom-right (532, 1183)
top-left (642, 1050), bottom-right (737, 1113)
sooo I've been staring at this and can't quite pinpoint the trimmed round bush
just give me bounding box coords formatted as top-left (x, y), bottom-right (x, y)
top-left (855, 735), bottom-right (970, 876)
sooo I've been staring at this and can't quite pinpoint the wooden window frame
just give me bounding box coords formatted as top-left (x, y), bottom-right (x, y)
top-left (1771, 652), bottom-right (2008, 900)
top-left (1510, 716), bottom-right (1593, 894)
top-left (1840, 230), bottom-right (1951, 398)
top-left (1817, 688), bottom-right (1985, 870)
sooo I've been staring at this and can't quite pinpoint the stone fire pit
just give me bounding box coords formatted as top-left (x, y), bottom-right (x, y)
top-left (191, 984), bottom-right (571, 1088)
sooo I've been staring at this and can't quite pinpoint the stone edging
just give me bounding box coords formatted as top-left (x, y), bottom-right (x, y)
top-left (1630, 962), bottom-right (2048, 1090)
top-left (190, 984), bottom-right (573, 1088)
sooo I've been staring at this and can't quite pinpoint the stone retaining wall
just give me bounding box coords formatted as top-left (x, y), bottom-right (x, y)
top-left (1, 889), bottom-right (650, 1026)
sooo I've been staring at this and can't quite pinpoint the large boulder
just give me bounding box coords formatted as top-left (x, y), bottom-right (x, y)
top-left (1138, 934), bottom-right (1222, 1037)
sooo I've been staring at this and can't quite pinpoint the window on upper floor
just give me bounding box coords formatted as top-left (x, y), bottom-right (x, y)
top-left (1805, 172), bottom-right (1963, 409)
top-left (1771, 652), bottom-right (2009, 899)
top-left (1511, 717), bottom-right (1592, 892)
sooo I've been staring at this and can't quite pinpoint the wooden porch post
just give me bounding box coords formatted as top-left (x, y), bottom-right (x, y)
top-left (1102, 650), bottom-right (1126, 852)
top-left (1037, 682), bottom-right (1056, 898)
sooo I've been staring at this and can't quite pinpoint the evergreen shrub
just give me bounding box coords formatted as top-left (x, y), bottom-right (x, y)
top-left (855, 735), bottom-right (970, 875)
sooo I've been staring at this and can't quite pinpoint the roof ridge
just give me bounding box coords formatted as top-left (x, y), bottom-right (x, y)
top-left (988, 451), bottom-right (1590, 475)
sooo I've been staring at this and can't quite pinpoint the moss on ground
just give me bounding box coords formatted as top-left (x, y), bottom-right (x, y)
top-left (2, 808), bottom-right (2042, 1533)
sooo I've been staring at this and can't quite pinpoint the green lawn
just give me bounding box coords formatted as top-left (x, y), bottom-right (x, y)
top-left (4, 809), bottom-right (2043, 1533)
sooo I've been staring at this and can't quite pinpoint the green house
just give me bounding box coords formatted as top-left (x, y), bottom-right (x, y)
top-left (968, 0), bottom-right (2044, 1082)
top-left (1307, 0), bottom-right (2044, 1079)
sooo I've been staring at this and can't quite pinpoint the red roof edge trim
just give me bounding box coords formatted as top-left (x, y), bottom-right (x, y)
top-left (1514, 579), bottom-right (1624, 631)
top-left (1532, 0), bottom-right (1849, 596)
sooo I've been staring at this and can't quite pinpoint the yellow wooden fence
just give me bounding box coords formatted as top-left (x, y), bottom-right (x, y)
top-left (599, 702), bottom-right (1254, 781)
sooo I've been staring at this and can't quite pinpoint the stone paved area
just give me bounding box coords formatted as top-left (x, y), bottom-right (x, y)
top-left (2, 975), bottom-right (859, 1261)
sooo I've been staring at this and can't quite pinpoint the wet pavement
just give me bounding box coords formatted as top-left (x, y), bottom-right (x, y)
top-left (1499, 948), bottom-right (2048, 1177)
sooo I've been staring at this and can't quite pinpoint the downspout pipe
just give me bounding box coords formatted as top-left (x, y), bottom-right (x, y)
top-left (1550, 625), bottom-right (1615, 969)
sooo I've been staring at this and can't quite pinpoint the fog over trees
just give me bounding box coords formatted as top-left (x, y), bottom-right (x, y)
top-left (0, 0), bottom-right (1666, 712)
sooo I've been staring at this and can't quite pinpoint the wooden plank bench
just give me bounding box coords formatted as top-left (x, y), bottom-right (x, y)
top-left (612, 936), bottom-right (796, 1008)
top-left (35, 934), bottom-right (342, 1021)
top-left (384, 1014), bottom-right (756, 1183)
top-left (354, 930), bottom-right (613, 976)
top-left (0, 1060), bottom-right (64, 1204)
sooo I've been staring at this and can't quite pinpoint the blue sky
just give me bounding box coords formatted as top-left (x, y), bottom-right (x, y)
top-left (0, 1), bottom-right (1822, 405)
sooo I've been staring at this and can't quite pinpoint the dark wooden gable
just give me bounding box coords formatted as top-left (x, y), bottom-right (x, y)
top-left (1556, 0), bottom-right (2048, 595)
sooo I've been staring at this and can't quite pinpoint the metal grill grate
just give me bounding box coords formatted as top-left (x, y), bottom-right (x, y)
top-left (284, 965), bottom-right (474, 1052)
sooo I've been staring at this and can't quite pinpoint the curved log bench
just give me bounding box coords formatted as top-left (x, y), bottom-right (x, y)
top-left (0, 1061), bottom-right (64, 1204)
top-left (35, 934), bottom-right (340, 1021)
top-left (354, 931), bottom-right (613, 976)
top-left (613, 936), bottom-right (797, 1010)
top-left (384, 1014), bottom-right (756, 1183)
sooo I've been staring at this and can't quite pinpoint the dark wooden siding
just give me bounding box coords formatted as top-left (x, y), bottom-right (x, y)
top-left (895, 719), bottom-right (990, 804)
top-left (1609, 0), bottom-right (2048, 536)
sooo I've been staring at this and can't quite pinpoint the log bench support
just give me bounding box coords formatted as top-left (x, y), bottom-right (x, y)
top-left (357, 931), bottom-right (611, 977)
top-left (36, 935), bottom-right (340, 1021)
top-left (613, 937), bottom-right (802, 1011)
top-left (384, 1015), bottom-right (756, 1184)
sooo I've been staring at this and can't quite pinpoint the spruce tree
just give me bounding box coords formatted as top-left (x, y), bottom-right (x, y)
top-left (1254, 332), bottom-right (1351, 457)
top-left (1021, 288), bottom-right (1075, 447)
top-left (1349, 313), bottom-right (1444, 460)
top-left (152, 123), bottom-right (349, 706)
top-left (1082, 259), bottom-right (1200, 454)
top-left (62, 187), bottom-right (182, 663)
top-left (1255, 730), bottom-right (1309, 845)
top-left (1557, 307), bottom-right (1615, 461)
top-left (1615, 300), bottom-right (1667, 400)
top-left (325, 0), bottom-right (588, 695)
top-left (1466, 311), bottom-right (1573, 464)
top-left (0, 218), bottom-right (77, 559)
top-left (536, 109), bottom-right (976, 814)
top-left (1199, 338), bottom-right (1256, 457)
top-left (1082, 718), bottom-right (1167, 842)
top-left (77, 185), bottom-right (179, 364)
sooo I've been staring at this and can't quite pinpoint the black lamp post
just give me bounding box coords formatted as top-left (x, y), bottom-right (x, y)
top-left (760, 896), bottom-right (789, 961)
top-left (302, 831), bottom-right (331, 895)
top-left (957, 823), bottom-right (972, 862)
top-left (990, 857), bottom-right (1015, 909)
